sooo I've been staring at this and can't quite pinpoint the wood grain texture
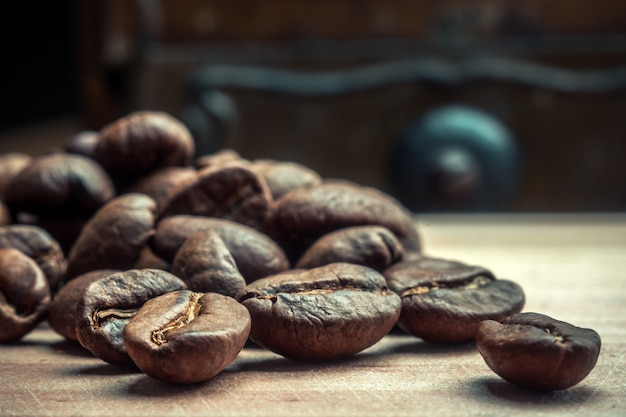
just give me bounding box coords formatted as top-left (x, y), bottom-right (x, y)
top-left (1, 214), bottom-right (624, 416)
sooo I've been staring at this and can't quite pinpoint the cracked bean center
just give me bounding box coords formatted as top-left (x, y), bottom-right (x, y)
top-left (151, 294), bottom-right (202, 346)
top-left (401, 275), bottom-right (493, 297)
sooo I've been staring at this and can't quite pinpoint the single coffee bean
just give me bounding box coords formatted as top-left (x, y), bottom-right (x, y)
top-left (194, 148), bottom-right (244, 170)
top-left (66, 193), bottom-right (157, 279)
top-left (295, 225), bottom-right (403, 271)
top-left (384, 256), bottom-right (525, 343)
top-left (476, 312), bottom-right (602, 391)
top-left (158, 161), bottom-right (273, 230)
top-left (171, 230), bottom-right (246, 297)
top-left (236, 262), bottom-right (401, 360)
top-left (0, 152), bottom-right (31, 199)
top-left (0, 225), bottom-right (66, 293)
top-left (93, 111), bottom-right (195, 179)
top-left (124, 290), bottom-right (251, 384)
top-left (3, 153), bottom-right (115, 218)
top-left (153, 215), bottom-right (289, 282)
top-left (268, 180), bottom-right (421, 260)
top-left (0, 248), bottom-right (51, 342)
top-left (48, 269), bottom-right (119, 342)
top-left (75, 269), bottom-right (187, 366)
top-left (250, 159), bottom-right (322, 200)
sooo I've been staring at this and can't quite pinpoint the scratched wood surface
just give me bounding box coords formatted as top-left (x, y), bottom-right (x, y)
top-left (1, 214), bottom-right (624, 417)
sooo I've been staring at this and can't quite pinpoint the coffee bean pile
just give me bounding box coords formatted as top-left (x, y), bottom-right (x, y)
top-left (0, 111), bottom-right (601, 389)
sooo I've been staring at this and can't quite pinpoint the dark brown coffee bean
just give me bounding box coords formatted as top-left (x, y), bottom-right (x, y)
top-left (48, 269), bottom-right (119, 342)
top-left (236, 262), bottom-right (401, 360)
top-left (124, 290), bottom-right (251, 384)
top-left (3, 153), bottom-right (115, 217)
top-left (66, 193), bottom-right (157, 279)
top-left (93, 111), bottom-right (195, 178)
top-left (63, 131), bottom-right (99, 158)
top-left (0, 248), bottom-right (51, 342)
top-left (295, 225), bottom-right (403, 271)
top-left (476, 312), bottom-right (601, 391)
top-left (158, 161), bottom-right (272, 230)
top-left (76, 269), bottom-right (187, 366)
top-left (126, 166), bottom-right (197, 211)
top-left (153, 215), bottom-right (289, 282)
top-left (0, 152), bottom-right (31, 199)
top-left (171, 230), bottom-right (246, 297)
top-left (0, 225), bottom-right (66, 293)
top-left (251, 159), bottom-right (322, 200)
top-left (194, 149), bottom-right (244, 170)
top-left (269, 180), bottom-right (421, 259)
top-left (384, 256), bottom-right (525, 343)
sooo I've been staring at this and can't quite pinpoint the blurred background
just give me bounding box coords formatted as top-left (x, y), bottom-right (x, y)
top-left (1, 0), bottom-right (626, 213)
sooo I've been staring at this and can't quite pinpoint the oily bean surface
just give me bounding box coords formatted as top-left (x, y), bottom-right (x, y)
top-left (0, 225), bottom-right (66, 293)
top-left (384, 256), bottom-right (525, 343)
top-left (75, 269), bottom-right (187, 366)
top-left (93, 111), bottom-right (195, 178)
top-left (66, 193), bottom-right (157, 279)
top-left (171, 230), bottom-right (246, 297)
top-left (124, 290), bottom-right (251, 384)
top-left (476, 312), bottom-right (601, 391)
top-left (3, 153), bottom-right (115, 217)
top-left (295, 225), bottom-right (403, 271)
top-left (153, 215), bottom-right (289, 282)
top-left (236, 262), bottom-right (401, 360)
top-left (0, 248), bottom-right (51, 341)
top-left (48, 269), bottom-right (119, 342)
top-left (158, 161), bottom-right (272, 230)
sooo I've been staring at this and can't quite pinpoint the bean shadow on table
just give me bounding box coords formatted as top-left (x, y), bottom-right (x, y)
top-left (47, 339), bottom-right (98, 359)
top-left (462, 376), bottom-right (605, 408)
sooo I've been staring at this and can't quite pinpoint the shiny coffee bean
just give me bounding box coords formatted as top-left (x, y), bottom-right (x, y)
top-left (153, 215), bottom-right (289, 282)
top-left (124, 290), bottom-right (251, 384)
top-left (236, 262), bottom-right (401, 360)
top-left (0, 248), bottom-right (51, 342)
top-left (384, 256), bottom-right (525, 343)
top-left (3, 153), bottom-right (115, 218)
top-left (48, 269), bottom-right (119, 342)
top-left (250, 159), bottom-right (322, 200)
top-left (75, 269), bottom-right (186, 366)
top-left (93, 111), bottom-right (195, 179)
top-left (0, 225), bottom-right (66, 293)
top-left (476, 312), bottom-right (602, 391)
top-left (295, 225), bottom-right (403, 271)
top-left (171, 230), bottom-right (246, 297)
top-left (158, 161), bottom-right (272, 230)
top-left (66, 193), bottom-right (157, 279)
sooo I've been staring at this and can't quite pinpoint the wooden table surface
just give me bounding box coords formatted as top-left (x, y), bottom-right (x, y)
top-left (1, 214), bottom-right (625, 417)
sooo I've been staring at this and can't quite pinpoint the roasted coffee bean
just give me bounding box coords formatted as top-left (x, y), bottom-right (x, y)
top-left (66, 193), bottom-right (157, 279)
top-left (93, 111), bottom-right (195, 179)
top-left (126, 166), bottom-right (197, 210)
top-left (0, 248), bottom-right (51, 342)
top-left (476, 312), bottom-right (601, 391)
top-left (3, 153), bottom-right (115, 217)
top-left (384, 256), bottom-right (525, 343)
top-left (295, 225), bottom-right (403, 271)
top-left (158, 161), bottom-right (272, 230)
top-left (0, 225), bottom-right (66, 293)
top-left (48, 269), bottom-right (119, 342)
top-left (171, 230), bottom-right (246, 297)
top-left (0, 152), bottom-right (31, 199)
top-left (153, 215), bottom-right (289, 282)
top-left (124, 290), bottom-right (251, 384)
top-left (194, 149), bottom-right (243, 170)
top-left (63, 131), bottom-right (99, 158)
top-left (236, 262), bottom-right (401, 360)
top-left (76, 269), bottom-right (187, 366)
top-left (250, 159), bottom-right (322, 200)
top-left (269, 180), bottom-right (421, 260)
